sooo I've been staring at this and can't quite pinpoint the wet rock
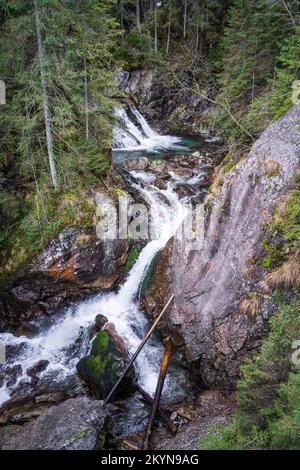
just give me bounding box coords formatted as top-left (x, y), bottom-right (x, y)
top-left (95, 314), bottom-right (109, 331)
top-left (0, 397), bottom-right (110, 450)
top-left (153, 390), bottom-right (236, 450)
top-left (15, 322), bottom-right (39, 338)
top-left (26, 360), bottom-right (49, 378)
top-left (123, 157), bottom-right (149, 171)
top-left (4, 365), bottom-right (22, 387)
top-left (0, 369), bottom-right (86, 426)
top-left (0, 224), bottom-right (129, 331)
top-left (118, 69), bottom-right (217, 137)
top-left (34, 391), bottom-right (67, 404)
top-left (109, 395), bottom-right (150, 437)
top-left (77, 329), bottom-right (137, 401)
top-left (144, 107), bottom-right (300, 389)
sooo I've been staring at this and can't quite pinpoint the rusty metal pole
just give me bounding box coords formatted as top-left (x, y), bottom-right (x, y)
top-left (142, 337), bottom-right (173, 450)
top-left (104, 294), bottom-right (175, 405)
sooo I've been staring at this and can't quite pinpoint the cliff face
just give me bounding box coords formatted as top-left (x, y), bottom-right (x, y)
top-left (118, 69), bottom-right (216, 137)
top-left (0, 191), bottom-right (129, 333)
top-left (144, 107), bottom-right (300, 389)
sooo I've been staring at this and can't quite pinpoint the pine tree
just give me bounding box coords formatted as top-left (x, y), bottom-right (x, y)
top-left (215, 0), bottom-right (299, 140)
top-left (0, 0), bottom-right (121, 267)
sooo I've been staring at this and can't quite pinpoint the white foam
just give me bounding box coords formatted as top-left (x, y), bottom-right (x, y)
top-left (113, 106), bottom-right (184, 152)
top-left (0, 172), bottom-right (188, 405)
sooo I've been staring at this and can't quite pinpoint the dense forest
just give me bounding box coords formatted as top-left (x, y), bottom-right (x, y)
top-left (1, 0), bottom-right (299, 276)
top-left (0, 0), bottom-right (300, 452)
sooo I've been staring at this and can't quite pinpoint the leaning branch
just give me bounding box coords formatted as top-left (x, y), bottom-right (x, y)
top-left (104, 294), bottom-right (175, 405)
top-left (171, 68), bottom-right (255, 141)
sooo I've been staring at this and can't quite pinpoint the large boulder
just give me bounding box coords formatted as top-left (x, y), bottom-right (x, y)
top-left (0, 220), bottom-right (129, 332)
top-left (0, 397), bottom-right (110, 450)
top-left (77, 325), bottom-right (137, 400)
top-left (143, 107), bottom-right (300, 389)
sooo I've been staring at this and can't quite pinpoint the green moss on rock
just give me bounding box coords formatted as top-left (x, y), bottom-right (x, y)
top-left (125, 244), bottom-right (142, 275)
top-left (76, 330), bottom-right (136, 400)
top-left (91, 330), bottom-right (110, 356)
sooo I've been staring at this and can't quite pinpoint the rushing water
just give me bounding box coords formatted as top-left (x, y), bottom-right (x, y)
top-left (113, 106), bottom-right (183, 152)
top-left (0, 107), bottom-right (207, 407)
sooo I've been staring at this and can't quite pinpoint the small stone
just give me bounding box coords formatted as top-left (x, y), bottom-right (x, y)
top-left (170, 411), bottom-right (177, 421)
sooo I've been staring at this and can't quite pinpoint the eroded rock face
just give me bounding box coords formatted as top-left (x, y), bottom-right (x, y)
top-left (0, 226), bottom-right (129, 331)
top-left (0, 397), bottom-right (110, 450)
top-left (144, 107), bottom-right (300, 389)
top-left (118, 70), bottom-right (217, 136)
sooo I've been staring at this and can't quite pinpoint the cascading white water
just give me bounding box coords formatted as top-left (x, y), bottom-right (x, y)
top-left (0, 108), bottom-right (202, 407)
top-left (113, 106), bottom-right (184, 152)
top-left (0, 170), bottom-right (189, 407)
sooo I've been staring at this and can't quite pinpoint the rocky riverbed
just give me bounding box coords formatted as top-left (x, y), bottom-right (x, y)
top-left (0, 103), bottom-right (299, 450)
top-left (0, 140), bottom-right (224, 449)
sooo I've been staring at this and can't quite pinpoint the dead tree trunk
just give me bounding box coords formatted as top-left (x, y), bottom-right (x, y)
top-left (142, 337), bottom-right (173, 449)
top-left (33, 0), bottom-right (58, 190)
top-left (136, 0), bottom-right (141, 33)
top-left (154, 2), bottom-right (158, 53)
top-left (84, 57), bottom-right (89, 140)
top-left (183, 0), bottom-right (187, 39)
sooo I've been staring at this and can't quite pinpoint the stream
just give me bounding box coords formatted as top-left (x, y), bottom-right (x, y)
top-left (0, 107), bottom-right (216, 428)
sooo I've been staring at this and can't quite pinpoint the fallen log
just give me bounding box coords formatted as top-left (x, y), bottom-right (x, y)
top-left (104, 294), bottom-right (175, 405)
top-left (142, 337), bottom-right (173, 450)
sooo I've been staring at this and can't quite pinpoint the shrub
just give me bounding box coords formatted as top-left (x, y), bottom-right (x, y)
top-left (199, 300), bottom-right (300, 450)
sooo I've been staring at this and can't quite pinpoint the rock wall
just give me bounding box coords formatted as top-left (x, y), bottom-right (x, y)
top-left (118, 69), bottom-right (216, 137)
top-left (144, 107), bottom-right (300, 389)
top-left (0, 191), bottom-right (129, 332)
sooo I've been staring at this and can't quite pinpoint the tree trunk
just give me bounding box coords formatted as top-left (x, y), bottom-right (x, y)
top-left (195, 0), bottom-right (200, 51)
top-left (136, 0), bottom-right (141, 33)
top-left (166, 0), bottom-right (171, 55)
top-left (183, 0), bottom-right (187, 39)
top-left (84, 57), bottom-right (89, 140)
top-left (120, 0), bottom-right (124, 49)
top-left (154, 2), bottom-right (158, 53)
top-left (166, 20), bottom-right (171, 55)
top-left (142, 338), bottom-right (173, 449)
top-left (33, 0), bottom-right (58, 190)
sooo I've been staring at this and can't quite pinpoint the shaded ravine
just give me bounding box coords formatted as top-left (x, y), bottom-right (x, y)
top-left (0, 107), bottom-right (206, 409)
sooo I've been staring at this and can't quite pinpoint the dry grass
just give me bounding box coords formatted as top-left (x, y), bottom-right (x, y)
top-left (210, 175), bottom-right (224, 197)
top-left (264, 159), bottom-right (282, 177)
top-left (276, 195), bottom-right (291, 218)
top-left (240, 293), bottom-right (262, 318)
top-left (265, 249), bottom-right (300, 289)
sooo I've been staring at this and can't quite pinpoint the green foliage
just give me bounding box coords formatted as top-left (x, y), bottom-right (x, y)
top-left (199, 301), bottom-right (300, 450)
top-left (215, 0), bottom-right (299, 141)
top-left (222, 161), bottom-right (237, 174)
top-left (125, 243), bottom-right (142, 274)
top-left (0, 0), bottom-right (121, 276)
top-left (268, 371), bottom-right (300, 449)
top-left (280, 190), bottom-right (300, 247)
top-left (260, 189), bottom-right (300, 272)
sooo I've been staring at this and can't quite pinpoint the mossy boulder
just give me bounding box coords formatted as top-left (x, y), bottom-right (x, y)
top-left (76, 328), bottom-right (137, 400)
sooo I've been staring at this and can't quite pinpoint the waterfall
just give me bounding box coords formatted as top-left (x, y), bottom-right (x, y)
top-left (0, 165), bottom-right (189, 406)
top-left (113, 105), bottom-right (183, 152)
